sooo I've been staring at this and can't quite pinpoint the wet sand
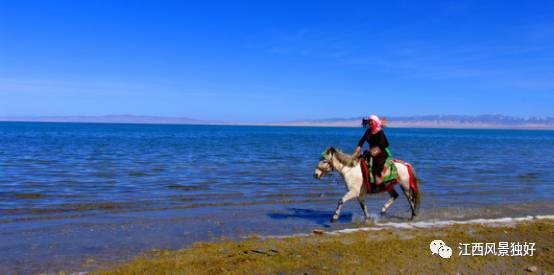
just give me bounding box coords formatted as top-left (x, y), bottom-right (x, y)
top-left (96, 218), bottom-right (554, 274)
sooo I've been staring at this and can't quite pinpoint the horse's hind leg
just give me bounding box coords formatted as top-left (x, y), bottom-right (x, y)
top-left (358, 195), bottom-right (370, 219)
top-left (400, 184), bottom-right (416, 219)
top-left (381, 188), bottom-right (399, 215)
top-left (331, 191), bottom-right (357, 223)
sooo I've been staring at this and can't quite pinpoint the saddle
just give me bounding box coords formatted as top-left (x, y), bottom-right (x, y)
top-left (360, 152), bottom-right (399, 193)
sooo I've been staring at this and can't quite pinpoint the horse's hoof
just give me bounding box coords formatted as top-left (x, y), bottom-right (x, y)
top-left (330, 218), bottom-right (337, 223)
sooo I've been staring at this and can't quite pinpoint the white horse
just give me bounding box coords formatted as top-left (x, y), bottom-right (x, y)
top-left (313, 147), bottom-right (421, 222)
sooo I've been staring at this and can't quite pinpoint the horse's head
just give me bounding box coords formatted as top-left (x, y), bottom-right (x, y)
top-left (313, 147), bottom-right (336, 179)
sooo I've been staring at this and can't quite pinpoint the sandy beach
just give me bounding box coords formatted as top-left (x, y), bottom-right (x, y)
top-left (96, 217), bottom-right (554, 274)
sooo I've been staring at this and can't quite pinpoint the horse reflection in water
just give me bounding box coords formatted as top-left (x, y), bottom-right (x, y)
top-left (314, 147), bottom-right (422, 222)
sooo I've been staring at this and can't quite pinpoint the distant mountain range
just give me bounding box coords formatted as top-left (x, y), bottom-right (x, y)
top-left (272, 115), bottom-right (554, 129)
top-left (1, 114), bottom-right (553, 129)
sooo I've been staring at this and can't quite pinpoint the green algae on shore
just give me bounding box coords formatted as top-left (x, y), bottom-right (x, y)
top-left (97, 219), bottom-right (554, 274)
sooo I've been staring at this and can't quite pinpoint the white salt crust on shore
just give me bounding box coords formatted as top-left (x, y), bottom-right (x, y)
top-left (261, 215), bottom-right (554, 239)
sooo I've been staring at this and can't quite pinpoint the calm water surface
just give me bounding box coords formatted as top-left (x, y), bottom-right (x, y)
top-left (1, 122), bottom-right (553, 273)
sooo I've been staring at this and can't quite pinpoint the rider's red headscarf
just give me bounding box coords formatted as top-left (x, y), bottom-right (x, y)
top-left (369, 115), bottom-right (382, 134)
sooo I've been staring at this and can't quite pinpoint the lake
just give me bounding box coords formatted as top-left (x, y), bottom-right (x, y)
top-left (1, 122), bottom-right (553, 273)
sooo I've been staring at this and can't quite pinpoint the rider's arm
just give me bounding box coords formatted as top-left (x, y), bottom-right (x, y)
top-left (378, 130), bottom-right (390, 148)
top-left (356, 129), bottom-right (370, 153)
top-left (377, 130), bottom-right (391, 157)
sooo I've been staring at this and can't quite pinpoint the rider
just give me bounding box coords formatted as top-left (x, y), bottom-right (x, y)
top-left (355, 115), bottom-right (391, 185)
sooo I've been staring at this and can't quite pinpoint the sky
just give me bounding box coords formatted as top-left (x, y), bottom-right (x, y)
top-left (1, 0), bottom-right (553, 122)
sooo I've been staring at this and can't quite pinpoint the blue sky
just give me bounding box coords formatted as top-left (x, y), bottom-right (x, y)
top-left (1, 0), bottom-right (553, 122)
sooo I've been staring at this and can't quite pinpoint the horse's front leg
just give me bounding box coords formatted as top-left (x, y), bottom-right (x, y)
top-left (381, 188), bottom-right (399, 215)
top-left (331, 191), bottom-right (357, 223)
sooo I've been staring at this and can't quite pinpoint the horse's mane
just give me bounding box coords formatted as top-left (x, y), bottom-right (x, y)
top-left (328, 147), bottom-right (358, 167)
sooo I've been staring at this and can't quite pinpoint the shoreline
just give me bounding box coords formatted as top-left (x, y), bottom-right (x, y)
top-left (95, 216), bottom-right (554, 274)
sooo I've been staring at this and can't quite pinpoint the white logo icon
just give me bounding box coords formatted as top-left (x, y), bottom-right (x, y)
top-left (430, 240), bottom-right (445, 255)
top-left (430, 240), bottom-right (452, 259)
top-left (438, 245), bottom-right (453, 259)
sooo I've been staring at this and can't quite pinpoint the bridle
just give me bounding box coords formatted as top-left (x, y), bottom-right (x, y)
top-left (321, 151), bottom-right (347, 175)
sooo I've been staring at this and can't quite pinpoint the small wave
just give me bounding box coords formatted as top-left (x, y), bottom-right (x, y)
top-left (94, 172), bottom-right (116, 178)
top-left (166, 184), bottom-right (210, 191)
top-left (13, 193), bottom-right (46, 199)
top-left (1, 201), bottom-right (132, 215)
top-left (128, 171), bottom-right (152, 177)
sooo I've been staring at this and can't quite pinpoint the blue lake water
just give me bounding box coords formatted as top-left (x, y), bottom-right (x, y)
top-left (1, 122), bottom-right (553, 273)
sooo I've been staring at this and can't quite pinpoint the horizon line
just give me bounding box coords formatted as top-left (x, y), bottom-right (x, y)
top-left (1, 113), bottom-right (554, 122)
top-left (1, 113), bottom-right (554, 131)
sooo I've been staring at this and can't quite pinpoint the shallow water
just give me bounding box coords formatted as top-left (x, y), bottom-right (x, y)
top-left (1, 122), bottom-right (553, 273)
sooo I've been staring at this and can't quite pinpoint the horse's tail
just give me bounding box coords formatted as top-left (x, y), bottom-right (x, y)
top-left (407, 163), bottom-right (422, 212)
